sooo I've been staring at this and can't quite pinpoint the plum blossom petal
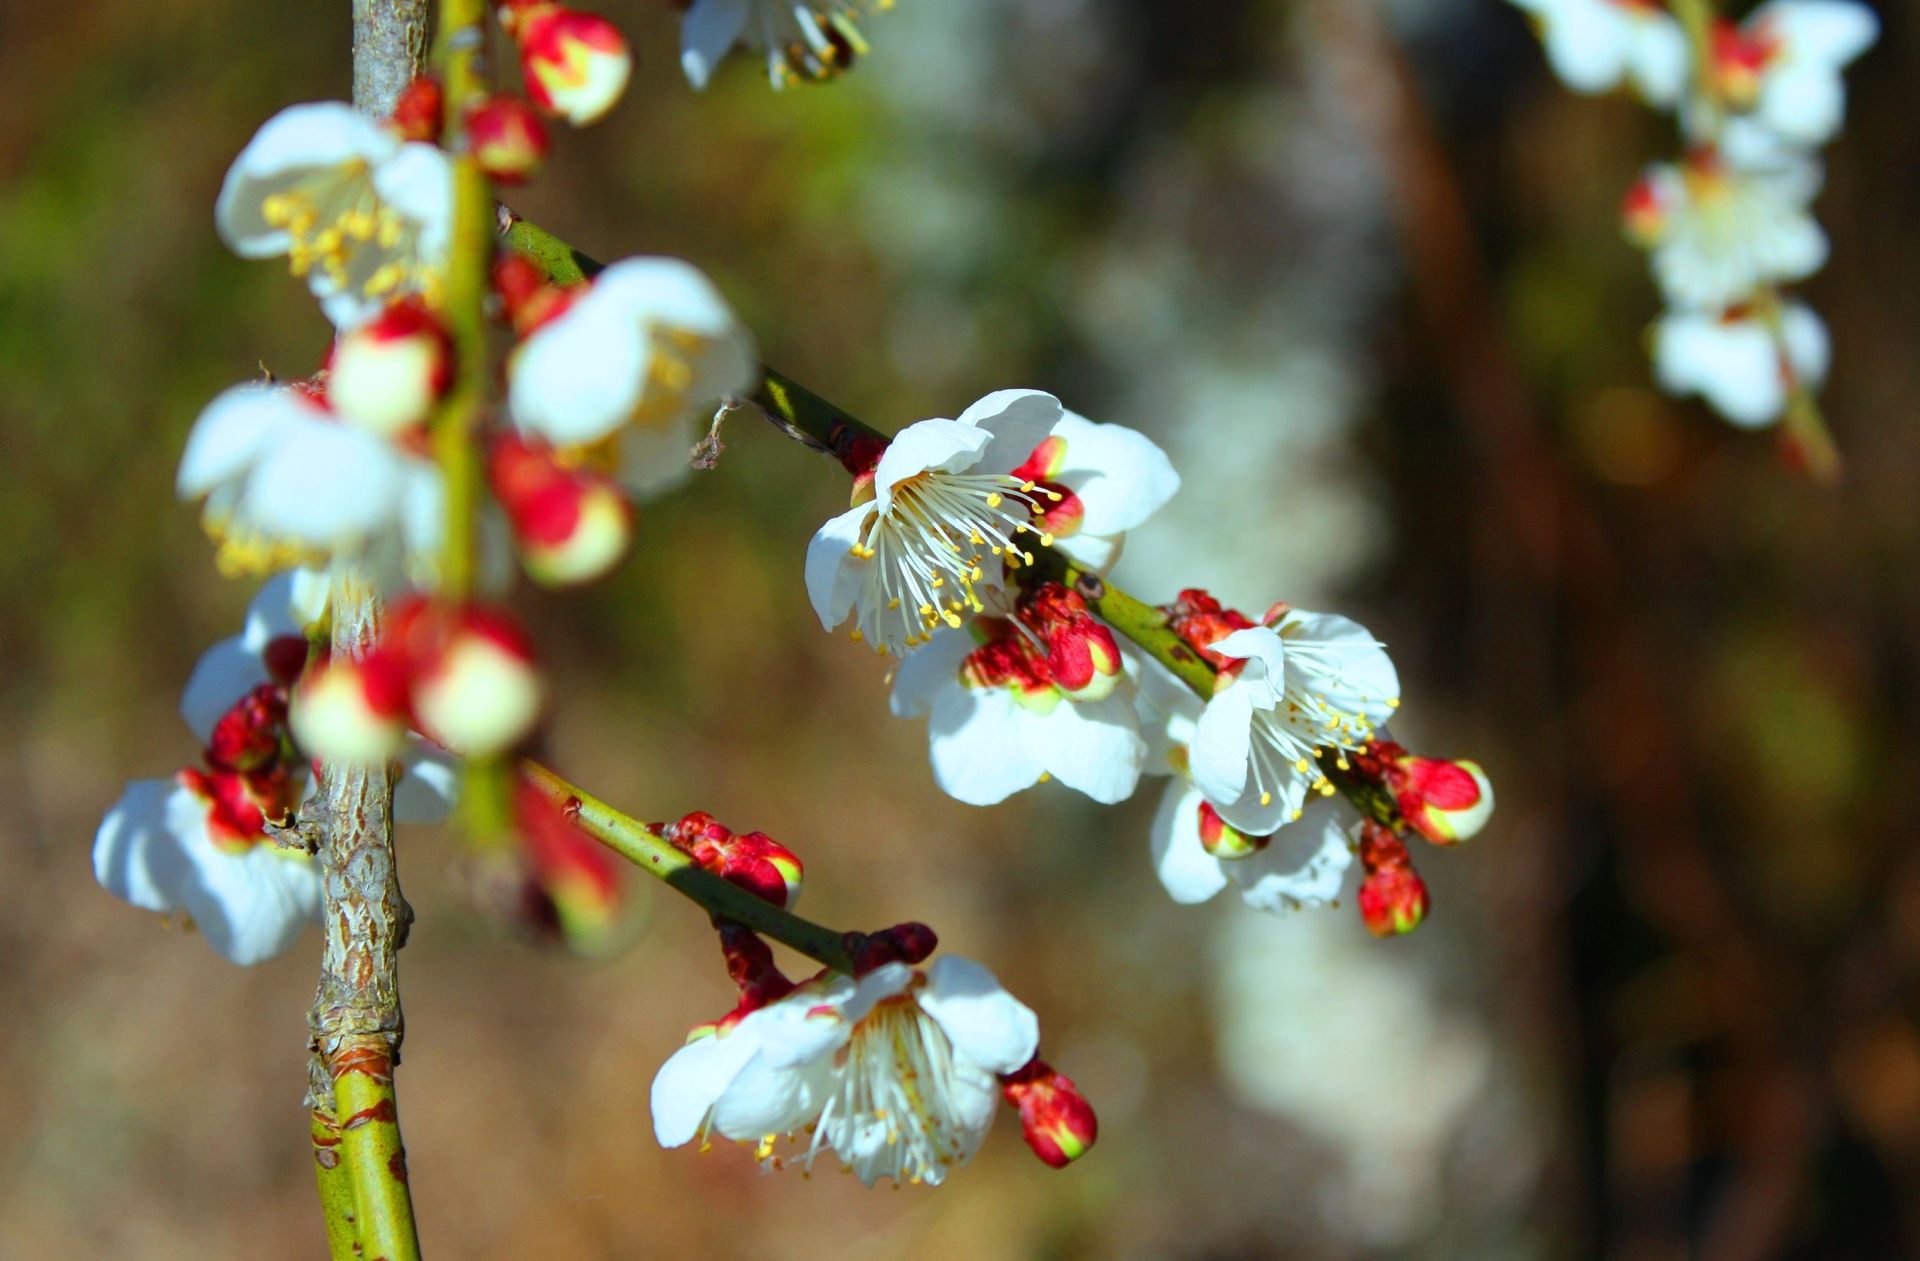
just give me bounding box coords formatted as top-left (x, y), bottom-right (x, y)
top-left (1228, 794), bottom-right (1356, 913)
top-left (1046, 411), bottom-right (1181, 540)
top-left (1653, 301), bottom-right (1829, 427)
top-left (916, 956), bottom-right (1041, 1076)
top-left (680, 0), bottom-right (751, 88)
top-left (1016, 690), bottom-right (1147, 805)
top-left (1150, 779), bottom-right (1231, 904)
top-left (927, 682), bottom-right (1046, 806)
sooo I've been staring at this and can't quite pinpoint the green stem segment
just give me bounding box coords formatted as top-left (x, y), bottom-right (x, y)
top-left (519, 761), bottom-right (860, 974)
top-left (334, 1049), bottom-right (420, 1261)
top-left (311, 1100), bottom-right (359, 1261)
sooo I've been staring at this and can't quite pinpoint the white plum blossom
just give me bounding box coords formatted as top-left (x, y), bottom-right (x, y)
top-left (651, 956), bottom-right (1039, 1186)
top-left (680, 0), bottom-right (876, 90)
top-left (889, 617), bottom-right (1146, 806)
top-left (1507, 0), bottom-right (1687, 107)
top-left (1186, 611), bottom-right (1400, 837)
top-left (1716, 0), bottom-right (1879, 155)
top-left (1627, 154), bottom-right (1827, 310)
top-left (507, 256), bottom-right (756, 498)
top-left (807, 392), bottom-right (1178, 657)
top-left (217, 102), bottom-right (452, 329)
top-left (177, 383), bottom-right (443, 580)
top-left (1653, 301), bottom-right (1829, 426)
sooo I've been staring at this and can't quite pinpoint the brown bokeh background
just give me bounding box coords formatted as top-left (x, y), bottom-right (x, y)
top-left (2, 0), bottom-right (1918, 1256)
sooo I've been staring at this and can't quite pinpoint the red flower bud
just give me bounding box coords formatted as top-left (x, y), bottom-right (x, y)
top-left (392, 601), bottom-right (544, 759)
top-left (489, 433), bottom-right (633, 586)
top-left (467, 96), bottom-right (551, 184)
top-left (505, 3), bottom-right (632, 126)
top-left (843, 922), bottom-right (939, 975)
top-left (326, 300), bottom-right (452, 438)
top-left (492, 252), bottom-right (582, 335)
top-left (206, 683), bottom-right (291, 773)
top-left (1000, 1059), bottom-right (1098, 1168)
top-left (1389, 756), bottom-right (1494, 846)
top-left (513, 773), bottom-right (623, 951)
top-left (388, 76), bottom-right (444, 142)
top-left (1197, 799), bottom-right (1268, 859)
top-left (290, 656), bottom-right (409, 765)
top-left (662, 811), bottom-right (805, 909)
top-left (1355, 822), bottom-right (1429, 937)
top-left (1018, 583), bottom-right (1121, 703)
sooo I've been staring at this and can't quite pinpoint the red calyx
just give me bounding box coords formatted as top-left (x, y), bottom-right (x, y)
top-left (1000, 1058), bottom-right (1098, 1168)
top-left (716, 921), bottom-right (796, 1011)
top-left (843, 922), bottom-right (939, 975)
top-left (206, 683), bottom-right (291, 773)
top-left (1164, 588), bottom-right (1258, 670)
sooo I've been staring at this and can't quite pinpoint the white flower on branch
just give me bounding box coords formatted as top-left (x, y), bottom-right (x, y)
top-left (806, 393), bottom-right (1178, 657)
top-left (1181, 610), bottom-right (1400, 837)
top-left (1625, 153), bottom-right (1828, 310)
top-left (217, 102), bottom-right (451, 330)
top-left (177, 382), bottom-right (443, 581)
top-left (507, 256), bottom-right (756, 498)
top-left (1653, 300), bottom-right (1829, 427)
top-left (1508, 0), bottom-right (1687, 107)
top-left (680, 0), bottom-right (880, 90)
top-left (651, 956), bottom-right (1039, 1186)
top-left (1713, 0), bottom-right (1879, 155)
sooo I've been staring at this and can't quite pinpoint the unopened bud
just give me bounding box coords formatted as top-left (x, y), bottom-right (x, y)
top-left (513, 773), bottom-right (622, 952)
top-left (1019, 583), bottom-right (1121, 703)
top-left (1622, 176), bottom-right (1667, 248)
top-left (1000, 1059), bottom-right (1098, 1169)
top-left (291, 658), bottom-right (408, 765)
top-left (506, 3), bottom-right (632, 127)
top-left (326, 300), bottom-right (451, 438)
top-left (493, 251), bottom-right (581, 335)
top-left (1390, 756), bottom-right (1494, 846)
top-left (406, 606), bottom-right (544, 758)
top-left (1356, 822), bottom-right (1429, 937)
top-left (844, 922), bottom-right (940, 974)
top-left (663, 811), bottom-right (805, 909)
top-left (1197, 800), bottom-right (1267, 859)
top-left (468, 96), bottom-right (551, 184)
top-left (389, 76), bottom-right (444, 142)
top-left (489, 434), bottom-right (633, 586)
top-left (206, 683), bottom-right (291, 773)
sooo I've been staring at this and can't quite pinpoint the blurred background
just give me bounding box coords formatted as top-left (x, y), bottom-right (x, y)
top-left (1, 0), bottom-right (1917, 1256)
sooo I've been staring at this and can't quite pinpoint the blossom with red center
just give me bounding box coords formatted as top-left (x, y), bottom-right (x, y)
top-left (501, 2), bottom-right (632, 127)
top-left (651, 954), bottom-right (1047, 1186)
top-left (1351, 740), bottom-right (1496, 847)
top-left (488, 433), bottom-right (633, 586)
top-left (890, 603), bottom-right (1146, 807)
top-left (1000, 1059), bottom-right (1099, 1168)
top-left (1623, 153), bottom-right (1826, 310)
top-left (1002, 409), bottom-right (1180, 572)
top-left (660, 810), bottom-right (804, 909)
top-left (1711, 0), bottom-right (1877, 158)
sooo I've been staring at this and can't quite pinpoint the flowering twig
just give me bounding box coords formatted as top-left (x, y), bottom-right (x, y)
top-left (517, 760), bottom-right (861, 974)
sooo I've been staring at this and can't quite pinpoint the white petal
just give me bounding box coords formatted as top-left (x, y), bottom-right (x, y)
top-left (180, 636), bottom-right (271, 745)
top-left (371, 143), bottom-right (453, 268)
top-left (959, 390), bottom-right (1065, 476)
top-left (837, 963), bottom-right (916, 1027)
top-left (1051, 531), bottom-right (1121, 571)
top-left (1149, 779), bottom-right (1228, 904)
top-left (617, 409), bottom-right (698, 500)
top-left (509, 292), bottom-right (647, 447)
top-left (927, 683), bottom-right (1045, 805)
top-left (1189, 683), bottom-right (1255, 806)
top-left (1211, 626), bottom-right (1288, 695)
top-left (215, 103), bottom-right (396, 258)
top-left (242, 416), bottom-right (404, 544)
top-left (681, 0), bottom-right (751, 87)
top-left (872, 418), bottom-right (991, 510)
top-left (1229, 795), bottom-right (1356, 914)
top-left (1211, 778), bottom-right (1303, 837)
top-left (1654, 309), bottom-right (1786, 427)
top-left (1022, 689), bottom-right (1146, 804)
top-left (1047, 411), bottom-right (1180, 537)
top-left (394, 742), bottom-right (462, 825)
top-left (918, 955), bottom-right (1040, 1075)
top-left (177, 385), bottom-right (291, 500)
top-left (94, 780), bottom-right (191, 913)
top-left (1277, 609), bottom-right (1400, 725)
top-left (889, 626), bottom-right (977, 719)
top-left (1627, 13), bottom-right (1688, 107)
top-left (651, 1025), bottom-right (764, 1148)
top-left (590, 257), bottom-right (745, 338)
top-left (162, 787), bottom-right (320, 965)
top-left (241, 570), bottom-right (309, 649)
top-left (1781, 302), bottom-right (1831, 388)
top-left (1520, 0), bottom-right (1633, 94)
top-left (805, 503), bottom-right (874, 632)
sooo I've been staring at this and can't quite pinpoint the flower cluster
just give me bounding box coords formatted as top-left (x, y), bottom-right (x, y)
top-left (92, 573), bottom-right (458, 964)
top-left (809, 394), bottom-right (1495, 936)
top-left (1511, 0), bottom-right (1877, 470)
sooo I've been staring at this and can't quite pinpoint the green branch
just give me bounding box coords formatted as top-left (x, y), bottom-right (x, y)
top-left (519, 761), bottom-right (860, 974)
